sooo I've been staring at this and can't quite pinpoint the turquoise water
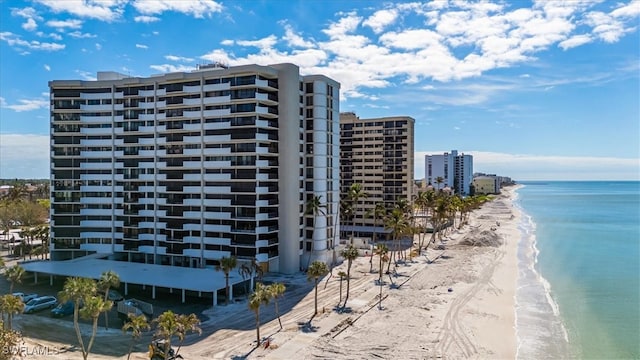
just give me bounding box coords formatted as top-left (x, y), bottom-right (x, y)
top-left (516, 181), bottom-right (640, 359)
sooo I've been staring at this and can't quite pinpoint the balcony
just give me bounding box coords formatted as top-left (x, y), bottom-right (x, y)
top-left (203, 95), bottom-right (231, 105)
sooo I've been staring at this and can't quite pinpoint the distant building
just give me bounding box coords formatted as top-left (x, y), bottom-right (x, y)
top-left (339, 112), bottom-right (415, 238)
top-left (472, 176), bottom-right (500, 195)
top-left (425, 150), bottom-right (473, 196)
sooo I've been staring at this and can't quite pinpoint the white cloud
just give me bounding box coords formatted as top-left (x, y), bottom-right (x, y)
top-left (95, 43), bottom-right (102, 50)
top-left (195, 1), bottom-right (639, 99)
top-left (0, 97), bottom-right (49, 112)
top-left (46, 19), bottom-right (83, 29)
top-left (0, 134), bottom-right (50, 179)
top-left (236, 35), bottom-right (278, 50)
top-left (282, 24), bottom-right (315, 48)
top-left (149, 64), bottom-right (196, 73)
top-left (68, 31), bottom-right (96, 38)
top-left (611, 0), bottom-right (640, 18)
top-left (136, 43), bottom-right (149, 49)
top-left (0, 32), bottom-right (65, 51)
top-left (44, 64), bottom-right (51, 71)
top-left (165, 55), bottom-right (195, 62)
top-left (559, 34), bottom-right (592, 50)
top-left (132, 0), bottom-right (223, 18)
top-left (22, 18), bottom-right (38, 31)
top-left (134, 15), bottom-right (161, 23)
top-left (11, 7), bottom-right (43, 21)
top-left (35, 0), bottom-right (125, 21)
top-left (585, 11), bottom-right (630, 43)
top-left (36, 31), bottom-right (63, 41)
top-left (414, 151), bottom-right (640, 181)
top-left (363, 8), bottom-right (398, 34)
top-left (75, 70), bottom-right (96, 81)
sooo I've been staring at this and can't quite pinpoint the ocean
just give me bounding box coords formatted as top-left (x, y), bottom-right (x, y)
top-left (515, 181), bottom-right (640, 359)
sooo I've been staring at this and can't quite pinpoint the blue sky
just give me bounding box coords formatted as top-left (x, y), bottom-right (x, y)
top-left (0, 0), bottom-right (638, 180)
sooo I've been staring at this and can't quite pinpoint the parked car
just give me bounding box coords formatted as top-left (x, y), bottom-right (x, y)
top-left (100, 289), bottom-right (124, 302)
top-left (24, 296), bottom-right (57, 314)
top-left (50, 301), bottom-right (76, 318)
top-left (12, 292), bottom-right (39, 303)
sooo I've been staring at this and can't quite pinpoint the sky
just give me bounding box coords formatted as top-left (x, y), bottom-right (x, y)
top-left (0, 0), bottom-right (639, 181)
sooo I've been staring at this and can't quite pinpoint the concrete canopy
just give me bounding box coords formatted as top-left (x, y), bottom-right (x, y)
top-left (20, 256), bottom-right (244, 294)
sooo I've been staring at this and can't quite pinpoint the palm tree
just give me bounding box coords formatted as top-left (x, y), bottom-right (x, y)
top-left (98, 270), bottom-right (120, 330)
top-left (122, 313), bottom-right (150, 360)
top-left (79, 295), bottom-right (112, 360)
top-left (347, 183), bottom-right (368, 243)
top-left (34, 224), bottom-right (50, 259)
top-left (435, 176), bottom-right (445, 191)
top-left (378, 251), bottom-right (390, 310)
top-left (238, 263), bottom-right (253, 299)
top-left (59, 276), bottom-right (98, 360)
top-left (414, 191), bottom-right (433, 254)
top-left (305, 195), bottom-right (326, 269)
top-left (217, 256), bottom-right (237, 305)
top-left (365, 202), bottom-right (386, 273)
top-left (307, 260), bottom-right (329, 318)
top-left (339, 199), bottom-right (353, 241)
top-left (384, 208), bottom-right (410, 272)
top-left (172, 313), bottom-right (201, 357)
top-left (340, 245), bottom-right (359, 309)
top-left (152, 310), bottom-right (201, 359)
top-left (248, 283), bottom-right (271, 346)
top-left (0, 294), bottom-right (24, 330)
top-left (374, 244), bottom-right (389, 286)
top-left (267, 282), bottom-right (286, 330)
top-left (4, 265), bottom-right (25, 293)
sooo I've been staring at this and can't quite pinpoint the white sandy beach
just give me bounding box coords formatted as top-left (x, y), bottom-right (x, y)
top-left (14, 186), bottom-right (522, 359)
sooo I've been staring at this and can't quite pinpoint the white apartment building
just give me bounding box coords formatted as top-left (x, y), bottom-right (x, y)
top-left (425, 150), bottom-right (473, 196)
top-left (35, 63), bottom-right (340, 303)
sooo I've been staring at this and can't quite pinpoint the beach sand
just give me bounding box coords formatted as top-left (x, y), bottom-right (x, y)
top-left (14, 186), bottom-right (521, 359)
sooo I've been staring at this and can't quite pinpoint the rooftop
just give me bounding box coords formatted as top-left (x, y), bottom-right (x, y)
top-left (20, 255), bottom-right (244, 294)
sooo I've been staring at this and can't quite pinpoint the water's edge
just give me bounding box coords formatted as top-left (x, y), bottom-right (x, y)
top-left (514, 188), bottom-right (572, 359)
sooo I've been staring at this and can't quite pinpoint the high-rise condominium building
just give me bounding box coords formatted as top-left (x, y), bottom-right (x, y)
top-left (425, 150), bottom-right (473, 195)
top-left (48, 63), bottom-right (340, 282)
top-left (339, 112), bottom-right (414, 238)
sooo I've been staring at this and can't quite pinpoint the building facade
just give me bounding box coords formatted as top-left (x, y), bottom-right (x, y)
top-left (472, 176), bottom-right (500, 195)
top-left (426, 150), bottom-right (473, 196)
top-left (50, 63), bottom-right (339, 275)
top-left (339, 112), bottom-right (414, 238)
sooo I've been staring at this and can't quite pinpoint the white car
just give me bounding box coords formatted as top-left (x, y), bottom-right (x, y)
top-left (24, 296), bottom-right (57, 313)
top-left (12, 292), bottom-right (39, 303)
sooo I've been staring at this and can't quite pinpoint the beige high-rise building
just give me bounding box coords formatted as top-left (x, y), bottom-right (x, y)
top-left (339, 112), bottom-right (414, 239)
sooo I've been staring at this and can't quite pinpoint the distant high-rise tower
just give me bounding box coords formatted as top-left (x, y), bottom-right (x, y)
top-left (425, 150), bottom-right (473, 195)
top-left (339, 112), bottom-right (415, 238)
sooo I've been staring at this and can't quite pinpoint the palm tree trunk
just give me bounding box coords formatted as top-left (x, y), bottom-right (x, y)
top-left (103, 292), bottom-right (110, 330)
top-left (225, 275), bottom-right (230, 306)
top-left (314, 280), bottom-right (319, 316)
top-left (255, 311), bottom-right (261, 346)
top-left (275, 300), bottom-right (282, 330)
top-left (127, 340), bottom-right (135, 360)
top-left (343, 260), bottom-right (352, 308)
top-left (85, 318), bottom-right (99, 360)
top-left (73, 307), bottom-right (87, 360)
